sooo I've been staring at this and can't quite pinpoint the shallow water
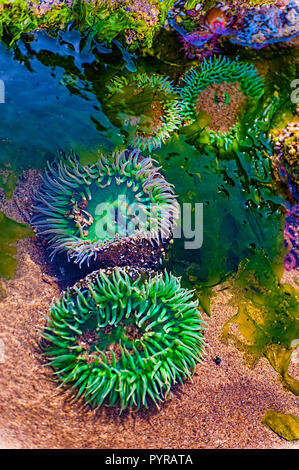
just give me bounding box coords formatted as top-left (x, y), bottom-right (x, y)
top-left (0, 6), bottom-right (298, 445)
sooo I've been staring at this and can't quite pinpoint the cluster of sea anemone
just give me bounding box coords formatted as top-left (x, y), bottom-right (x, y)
top-left (102, 58), bottom-right (265, 153)
top-left (33, 147), bottom-right (206, 411)
top-left (32, 54), bottom-right (272, 412)
top-left (41, 267), bottom-right (205, 411)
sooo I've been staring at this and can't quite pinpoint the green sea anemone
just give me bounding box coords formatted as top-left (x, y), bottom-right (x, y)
top-left (103, 73), bottom-right (183, 152)
top-left (179, 56), bottom-right (264, 150)
top-left (41, 267), bottom-right (205, 411)
top-left (31, 149), bottom-right (179, 269)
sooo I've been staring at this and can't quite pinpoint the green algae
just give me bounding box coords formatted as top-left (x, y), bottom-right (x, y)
top-left (222, 253), bottom-right (299, 394)
top-left (0, 0), bottom-right (177, 50)
top-left (0, 211), bottom-right (34, 279)
top-left (0, 0), bottom-right (39, 47)
top-left (265, 344), bottom-right (299, 396)
top-left (262, 410), bottom-right (299, 440)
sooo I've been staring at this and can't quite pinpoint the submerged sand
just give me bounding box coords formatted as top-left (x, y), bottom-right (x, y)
top-left (0, 172), bottom-right (298, 450)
